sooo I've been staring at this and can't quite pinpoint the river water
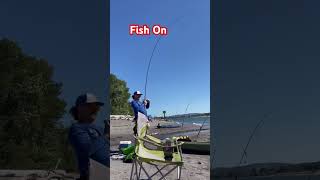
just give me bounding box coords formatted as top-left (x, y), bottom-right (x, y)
top-left (171, 116), bottom-right (210, 126)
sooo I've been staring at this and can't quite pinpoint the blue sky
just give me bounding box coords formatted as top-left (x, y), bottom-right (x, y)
top-left (110, 0), bottom-right (210, 116)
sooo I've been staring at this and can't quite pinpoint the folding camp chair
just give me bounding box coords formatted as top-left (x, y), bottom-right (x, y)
top-left (130, 112), bottom-right (184, 180)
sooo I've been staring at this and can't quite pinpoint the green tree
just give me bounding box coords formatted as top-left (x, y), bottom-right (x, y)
top-left (0, 38), bottom-right (73, 169)
top-left (110, 73), bottom-right (133, 115)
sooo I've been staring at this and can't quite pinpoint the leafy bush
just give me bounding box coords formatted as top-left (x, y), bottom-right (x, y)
top-left (0, 38), bottom-right (76, 170)
top-left (110, 73), bottom-right (133, 115)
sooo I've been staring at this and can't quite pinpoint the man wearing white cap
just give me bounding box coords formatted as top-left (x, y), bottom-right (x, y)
top-left (131, 90), bottom-right (150, 135)
top-left (68, 93), bottom-right (109, 180)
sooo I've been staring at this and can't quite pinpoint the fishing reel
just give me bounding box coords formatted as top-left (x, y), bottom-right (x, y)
top-left (144, 99), bottom-right (150, 109)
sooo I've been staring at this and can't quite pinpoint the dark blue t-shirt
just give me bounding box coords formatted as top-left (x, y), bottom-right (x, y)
top-left (69, 122), bottom-right (109, 177)
top-left (131, 100), bottom-right (147, 120)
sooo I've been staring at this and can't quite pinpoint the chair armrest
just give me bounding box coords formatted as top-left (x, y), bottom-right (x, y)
top-left (134, 135), bottom-right (163, 147)
top-left (134, 136), bottom-right (184, 148)
top-left (146, 134), bottom-right (162, 144)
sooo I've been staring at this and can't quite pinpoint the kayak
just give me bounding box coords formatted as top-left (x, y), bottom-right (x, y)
top-left (181, 142), bottom-right (210, 155)
top-left (156, 124), bottom-right (181, 128)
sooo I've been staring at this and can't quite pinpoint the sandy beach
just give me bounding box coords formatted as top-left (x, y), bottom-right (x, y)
top-left (110, 154), bottom-right (210, 180)
top-left (0, 170), bottom-right (78, 180)
top-left (110, 116), bottom-right (210, 179)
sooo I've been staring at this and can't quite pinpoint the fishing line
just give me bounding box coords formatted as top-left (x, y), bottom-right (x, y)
top-left (143, 16), bottom-right (185, 101)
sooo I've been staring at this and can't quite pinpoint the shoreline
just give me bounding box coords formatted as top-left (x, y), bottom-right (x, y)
top-left (110, 117), bottom-right (210, 150)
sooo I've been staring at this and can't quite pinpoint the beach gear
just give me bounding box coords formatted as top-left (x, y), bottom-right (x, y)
top-left (119, 141), bottom-right (132, 150)
top-left (111, 154), bottom-right (125, 160)
top-left (130, 112), bottom-right (184, 180)
top-left (121, 145), bottom-right (135, 155)
top-left (121, 145), bottom-right (135, 163)
top-left (163, 138), bottom-right (173, 161)
top-left (175, 136), bottom-right (191, 142)
top-left (156, 124), bottom-right (180, 128)
top-left (181, 142), bottom-right (210, 155)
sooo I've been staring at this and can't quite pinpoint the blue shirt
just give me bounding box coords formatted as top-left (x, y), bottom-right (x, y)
top-left (69, 122), bottom-right (109, 177)
top-left (131, 100), bottom-right (147, 120)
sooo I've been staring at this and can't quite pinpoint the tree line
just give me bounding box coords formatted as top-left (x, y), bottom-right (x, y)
top-left (110, 73), bottom-right (133, 115)
top-left (0, 38), bottom-right (76, 170)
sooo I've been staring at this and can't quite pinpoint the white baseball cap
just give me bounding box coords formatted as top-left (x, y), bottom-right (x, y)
top-left (75, 93), bottom-right (104, 106)
top-left (133, 91), bottom-right (143, 95)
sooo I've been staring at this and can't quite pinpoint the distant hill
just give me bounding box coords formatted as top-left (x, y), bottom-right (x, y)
top-left (214, 161), bottom-right (320, 178)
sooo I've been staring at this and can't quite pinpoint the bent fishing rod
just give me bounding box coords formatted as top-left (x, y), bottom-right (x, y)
top-left (196, 118), bottom-right (207, 138)
top-left (238, 113), bottom-right (270, 166)
top-left (143, 16), bottom-right (184, 101)
top-left (196, 112), bottom-right (212, 139)
top-left (181, 103), bottom-right (191, 128)
top-left (143, 36), bottom-right (161, 101)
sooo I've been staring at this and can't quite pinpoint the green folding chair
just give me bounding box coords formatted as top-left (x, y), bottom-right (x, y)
top-left (130, 112), bottom-right (184, 180)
